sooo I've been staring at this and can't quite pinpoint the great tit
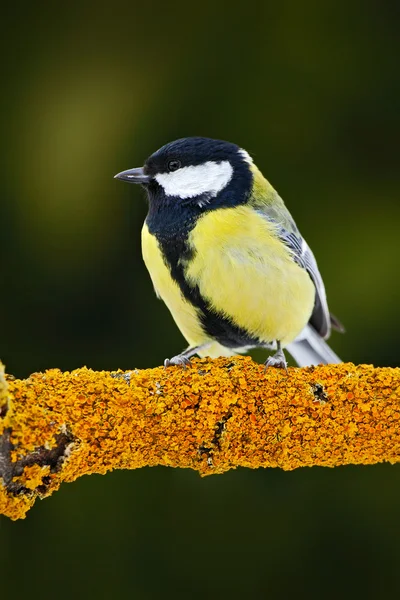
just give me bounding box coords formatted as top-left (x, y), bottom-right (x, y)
top-left (115, 137), bottom-right (343, 368)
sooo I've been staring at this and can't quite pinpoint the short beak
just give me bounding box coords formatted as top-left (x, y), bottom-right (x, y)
top-left (114, 167), bottom-right (151, 184)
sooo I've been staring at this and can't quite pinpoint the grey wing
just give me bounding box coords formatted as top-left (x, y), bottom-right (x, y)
top-left (278, 228), bottom-right (331, 339)
top-left (254, 197), bottom-right (342, 339)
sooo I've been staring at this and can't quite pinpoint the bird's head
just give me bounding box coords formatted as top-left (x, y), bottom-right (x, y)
top-left (115, 137), bottom-right (254, 216)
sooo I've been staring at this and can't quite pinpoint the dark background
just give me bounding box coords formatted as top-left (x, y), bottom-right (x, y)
top-left (1, 1), bottom-right (399, 598)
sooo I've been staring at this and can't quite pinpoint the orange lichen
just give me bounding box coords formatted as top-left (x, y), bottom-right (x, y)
top-left (13, 464), bottom-right (51, 491)
top-left (1, 357), bottom-right (400, 520)
top-left (0, 362), bottom-right (10, 416)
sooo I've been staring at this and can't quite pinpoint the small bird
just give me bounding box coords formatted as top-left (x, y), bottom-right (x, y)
top-left (115, 137), bottom-right (343, 368)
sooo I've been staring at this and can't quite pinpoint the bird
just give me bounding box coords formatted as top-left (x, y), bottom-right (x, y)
top-left (115, 137), bottom-right (343, 368)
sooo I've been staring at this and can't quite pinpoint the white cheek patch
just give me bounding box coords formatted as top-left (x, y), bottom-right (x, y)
top-left (154, 160), bottom-right (233, 200)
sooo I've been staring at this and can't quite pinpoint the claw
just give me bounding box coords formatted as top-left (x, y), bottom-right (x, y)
top-left (264, 340), bottom-right (287, 371)
top-left (264, 348), bottom-right (287, 371)
top-left (164, 355), bottom-right (192, 369)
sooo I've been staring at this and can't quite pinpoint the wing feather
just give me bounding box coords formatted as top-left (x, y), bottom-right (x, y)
top-left (278, 229), bottom-right (331, 338)
top-left (254, 200), bottom-right (332, 339)
top-left (246, 164), bottom-right (342, 339)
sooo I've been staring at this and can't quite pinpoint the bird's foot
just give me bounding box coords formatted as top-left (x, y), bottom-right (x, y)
top-left (264, 349), bottom-right (287, 370)
top-left (164, 354), bottom-right (192, 369)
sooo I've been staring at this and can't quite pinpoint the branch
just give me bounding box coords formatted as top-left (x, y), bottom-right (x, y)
top-left (1, 357), bottom-right (399, 520)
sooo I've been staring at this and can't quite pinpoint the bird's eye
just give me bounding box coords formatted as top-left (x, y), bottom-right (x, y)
top-left (168, 159), bottom-right (181, 172)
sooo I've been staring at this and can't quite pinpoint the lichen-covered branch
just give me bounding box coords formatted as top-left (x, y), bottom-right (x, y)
top-left (1, 357), bottom-right (399, 520)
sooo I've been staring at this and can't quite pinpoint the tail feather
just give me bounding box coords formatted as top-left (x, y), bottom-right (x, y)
top-left (286, 325), bottom-right (341, 367)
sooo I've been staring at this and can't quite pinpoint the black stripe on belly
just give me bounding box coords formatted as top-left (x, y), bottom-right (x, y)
top-left (154, 231), bottom-right (262, 349)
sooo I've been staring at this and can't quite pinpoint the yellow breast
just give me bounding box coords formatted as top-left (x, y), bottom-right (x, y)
top-left (184, 206), bottom-right (315, 346)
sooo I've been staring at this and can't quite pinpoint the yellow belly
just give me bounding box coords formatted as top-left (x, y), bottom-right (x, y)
top-left (141, 206), bottom-right (315, 353)
top-left (184, 206), bottom-right (315, 347)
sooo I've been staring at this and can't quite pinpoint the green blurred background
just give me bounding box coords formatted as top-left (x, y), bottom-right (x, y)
top-left (1, 0), bottom-right (399, 597)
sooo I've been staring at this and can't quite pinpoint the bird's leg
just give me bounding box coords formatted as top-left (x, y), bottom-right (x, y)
top-left (164, 343), bottom-right (212, 369)
top-left (264, 340), bottom-right (287, 370)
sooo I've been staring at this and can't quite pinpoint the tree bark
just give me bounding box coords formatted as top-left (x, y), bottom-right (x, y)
top-left (1, 357), bottom-right (399, 520)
